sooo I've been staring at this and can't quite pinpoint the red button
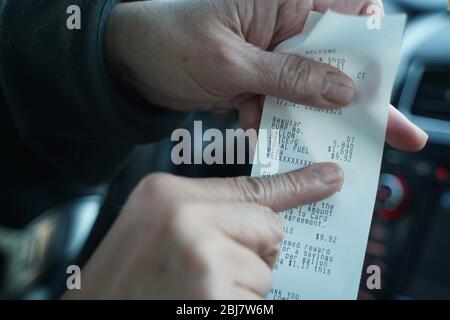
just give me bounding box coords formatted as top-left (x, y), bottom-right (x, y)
top-left (435, 167), bottom-right (449, 181)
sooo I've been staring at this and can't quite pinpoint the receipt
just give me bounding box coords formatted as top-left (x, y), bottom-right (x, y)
top-left (251, 11), bottom-right (406, 300)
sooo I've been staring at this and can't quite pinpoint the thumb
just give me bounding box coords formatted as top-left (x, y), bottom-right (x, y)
top-left (196, 162), bottom-right (344, 211)
top-left (245, 49), bottom-right (355, 108)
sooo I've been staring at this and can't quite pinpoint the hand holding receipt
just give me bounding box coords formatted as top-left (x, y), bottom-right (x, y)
top-left (251, 11), bottom-right (407, 300)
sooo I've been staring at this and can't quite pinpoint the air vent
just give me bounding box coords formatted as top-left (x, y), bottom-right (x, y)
top-left (411, 66), bottom-right (450, 121)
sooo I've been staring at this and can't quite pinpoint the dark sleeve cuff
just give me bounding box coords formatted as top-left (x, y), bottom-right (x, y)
top-left (0, 0), bottom-right (188, 184)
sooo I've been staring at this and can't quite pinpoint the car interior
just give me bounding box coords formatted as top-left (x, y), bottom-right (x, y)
top-left (0, 0), bottom-right (449, 300)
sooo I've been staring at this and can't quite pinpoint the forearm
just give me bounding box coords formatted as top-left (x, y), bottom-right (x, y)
top-left (0, 0), bottom-right (186, 184)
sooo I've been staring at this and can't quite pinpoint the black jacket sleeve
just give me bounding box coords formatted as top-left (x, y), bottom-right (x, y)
top-left (0, 0), bottom-right (187, 184)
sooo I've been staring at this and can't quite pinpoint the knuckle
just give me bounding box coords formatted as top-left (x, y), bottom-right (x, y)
top-left (184, 243), bottom-right (219, 293)
top-left (292, 58), bottom-right (313, 92)
top-left (271, 215), bottom-right (284, 243)
top-left (186, 241), bottom-right (213, 269)
top-left (215, 48), bottom-right (233, 67)
top-left (233, 176), bottom-right (272, 204)
top-left (295, 169), bottom-right (318, 193)
top-left (139, 172), bottom-right (178, 198)
top-left (163, 201), bottom-right (201, 234)
top-left (213, 43), bottom-right (237, 68)
top-left (211, 42), bottom-right (249, 86)
top-left (279, 171), bottom-right (317, 203)
top-left (259, 208), bottom-right (283, 261)
top-left (282, 171), bottom-right (306, 195)
top-left (265, 244), bottom-right (281, 267)
top-left (278, 56), bottom-right (313, 98)
top-left (259, 206), bottom-right (283, 242)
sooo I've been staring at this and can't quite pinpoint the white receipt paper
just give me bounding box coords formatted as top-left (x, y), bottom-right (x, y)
top-left (251, 11), bottom-right (406, 300)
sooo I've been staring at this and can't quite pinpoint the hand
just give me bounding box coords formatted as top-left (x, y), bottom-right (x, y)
top-left (106, 0), bottom-right (427, 152)
top-left (63, 162), bottom-right (343, 299)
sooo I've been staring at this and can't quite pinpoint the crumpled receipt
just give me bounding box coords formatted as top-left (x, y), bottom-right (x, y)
top-left (251, 11), bottom-right (406, 300)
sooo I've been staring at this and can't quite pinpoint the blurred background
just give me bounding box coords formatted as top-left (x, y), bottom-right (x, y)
top-left (0, 0), bottom-right (449, 300)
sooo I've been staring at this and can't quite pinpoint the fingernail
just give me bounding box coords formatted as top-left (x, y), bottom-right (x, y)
top-left (417, 127), bottom-right (429, 148)
top-left (321, 72), bottom-right (355, 105)
top-left (418, 127), bottom-right (429, 141)
top-left (314, 163), bottom-right (344, 184)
